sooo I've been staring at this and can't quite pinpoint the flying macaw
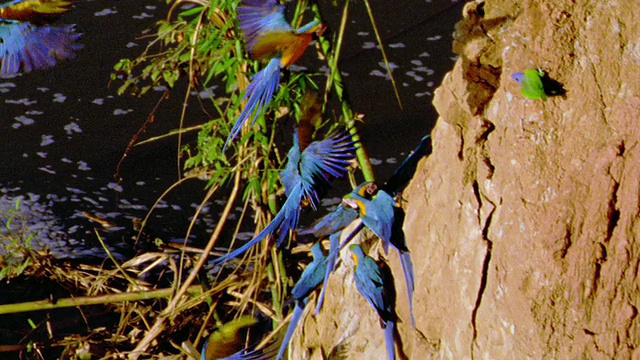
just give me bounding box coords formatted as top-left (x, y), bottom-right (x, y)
top-left (224, 0), bottom-right (325, 150)
top-left (276, 241), bottom-right (327, 360)
top-left (349, 244), bottom-right (397, 360)
top-left (511, 69), bottom-right (547, 100)
top-left (0, 0), bottom-right (82, 76)
top-left (342, 181), bottom-right (415, 328)
top-left (200, 315), bottom-right (271, 360)
top-left (212, 128), bottom-right (356, 265)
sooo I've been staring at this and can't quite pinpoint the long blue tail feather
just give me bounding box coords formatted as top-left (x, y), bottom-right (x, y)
top-left (276, 301), bottom-right (305, 360)
top-left (224, 56), bottom-right (281, 151)
top-left (383, 320), bottom-right (396, 360)
top-left (212, 184), bottom-right (303, 265)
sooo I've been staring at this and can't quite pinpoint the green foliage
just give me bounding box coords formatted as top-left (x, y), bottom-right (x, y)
top-left (0, 199), bottom-right (36, 282)
top-left (108, 0), bottom-right (392, 355)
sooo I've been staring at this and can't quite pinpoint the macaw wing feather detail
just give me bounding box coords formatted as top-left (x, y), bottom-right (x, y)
top-left (0, 22), bottom-right (82, 76)
top-left (299, 131), bottom-right (356, 209)
top-left (238, 0), bottom-right (290, 58)
top-left (224, 55), bottom-right (281, 150)
top-left (291, 242), bottom-right (326, 300)
top-left (298, 204), bottom-right (358, 238)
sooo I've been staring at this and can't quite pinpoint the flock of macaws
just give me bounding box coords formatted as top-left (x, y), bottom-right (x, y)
top-left (0, 0), bottom-right (82, 76)
top-left (201, 0), bottom-right (435, 359)
top-left (0, 1), bottom-right (567, 359)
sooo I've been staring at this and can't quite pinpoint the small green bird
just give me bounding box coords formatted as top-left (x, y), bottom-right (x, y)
top-left (201, 315), bottom-right (265, 360)
top-left (511, 69), bottom-right (547, 100)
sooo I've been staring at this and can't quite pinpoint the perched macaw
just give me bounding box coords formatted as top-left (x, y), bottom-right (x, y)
top-left (212, 128), bottom-right (356, 265)
top-left (224, 0), bottom-right (325, 149)
top-left (349, 244), bottom-right (397, 360)
top-left (511, 69), bottom-right (547, 100)
top-left (342, 181), bottom-right (415, 328)
top-left (201, 315), bottom-right (269, 360)
top-left (276, 241), bottom-right (327, 360)
top-left (0, 0), bottom-right (82, 76)
top-left (300, 134), bottom-right (432, 240)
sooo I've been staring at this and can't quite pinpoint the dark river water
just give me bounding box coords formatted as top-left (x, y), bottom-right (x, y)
top-left (0, 0), bottom-right (463, 260)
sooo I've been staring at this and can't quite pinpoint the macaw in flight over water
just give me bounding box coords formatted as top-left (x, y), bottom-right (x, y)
top-left (212, 126), bottom-right (356, 265)
top-left (0, 0), bottom-right (82, 76)
top-left (225, 0), bottom-right (325, 150)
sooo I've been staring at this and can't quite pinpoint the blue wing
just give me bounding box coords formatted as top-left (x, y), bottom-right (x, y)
top-left (345, 186), bottom-right (395, 252)
top-left (291, 241), bottom-right (326, 300)
top-left (0, 21), bottom-right (82, 76)
top-left (380, 135), bottom-right (432, 196)
top-left (299, 131), bottom-right (356, 209)
top-left (298, 203), bottom-right (358, 238)
top-left (278, 242), bottom-right (326, 359)
top-left (224, 55), bottom-right (281, 150)
top-left (237, 0), bottom-right (291, 57)
top-left (279, 131), bottom-right (302, 198)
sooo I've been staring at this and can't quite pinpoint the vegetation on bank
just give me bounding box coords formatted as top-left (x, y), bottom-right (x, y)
top-left (0, 0), bottom-right (401, 358)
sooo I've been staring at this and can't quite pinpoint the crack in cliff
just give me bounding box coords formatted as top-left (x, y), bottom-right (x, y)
top-left (470, 180), bottom-right (496, 360)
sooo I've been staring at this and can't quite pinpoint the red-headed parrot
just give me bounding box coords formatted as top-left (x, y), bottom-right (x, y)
top-left (349, 244), bottom-right (397, 360)
top-left (224, 0), bottom-right (325, 149)
top-left (276, 241), bottom-right (327, 360)
top-left (0, 0), bottom-right (82, 76)
top-left (212, 128), bottom-right (355, 265)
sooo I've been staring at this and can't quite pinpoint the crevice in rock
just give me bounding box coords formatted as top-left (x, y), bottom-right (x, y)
top-left (470, 180), bottom-right (496, 359)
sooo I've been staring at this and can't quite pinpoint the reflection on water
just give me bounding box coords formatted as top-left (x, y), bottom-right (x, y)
top-left (0, 0), bottom-right (463, 259)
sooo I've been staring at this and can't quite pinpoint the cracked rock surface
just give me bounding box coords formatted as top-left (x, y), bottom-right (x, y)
top-left (289, 0), bottom-right (640, 358)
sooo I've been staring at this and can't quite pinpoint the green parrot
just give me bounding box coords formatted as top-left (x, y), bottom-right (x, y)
top-left (511, 69), bottom-right (547, 100)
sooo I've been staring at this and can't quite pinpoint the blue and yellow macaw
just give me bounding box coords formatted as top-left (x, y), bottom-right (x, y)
top-left (200, 315), bottom-right (270, 360)
top-left (0, 0), bottom-right (82, 76)
top-left (342, 181), bottom-right (415, 328)
top-left (276, 241), bottom-right (327, 360)
top-left (224, 0), bottom-right (325, 149)
top-left (298, 134), bottom-right (431, 321)
top-left (349, 244), bottom-right (397, 360)
top-left (213, 128), bottom-right (355, 265)
top-left (300, 134), bottom-right (431, 239)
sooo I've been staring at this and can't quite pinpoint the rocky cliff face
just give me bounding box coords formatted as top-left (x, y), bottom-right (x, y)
top-left (290, 0), bottom-right (640, 358)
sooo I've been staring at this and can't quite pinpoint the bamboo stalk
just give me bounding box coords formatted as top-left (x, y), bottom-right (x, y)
top-left (312, 1), bottom-right (376, 182)
top-left (0, 286), bottom-right (202, 315)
